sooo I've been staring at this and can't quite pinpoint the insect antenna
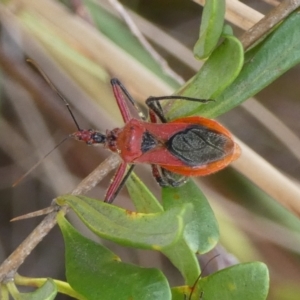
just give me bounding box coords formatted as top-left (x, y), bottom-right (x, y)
top-left (12, 136), bottom-right (70, 187)
top-left (26, 59), bottom-right (81, 131)
top-left (13, 59), bottom-right (82, 186)
top-left (186, 254), bottom-right (220, 300)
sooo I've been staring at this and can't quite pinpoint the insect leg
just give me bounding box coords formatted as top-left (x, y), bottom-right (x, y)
top-left (151, 165), bottom-right (169, 187)
top-left (183, 290), bottom-right (204, 300)
top-left (105, 165), bottom-right (135, 204)
top-left (183, 289), bottom-right (203, 300)
top-left (149, 109), bottom-right (160, 124)
top-left (146, 96), bottom-right (213, 123)
top-left (111, 78), bottom-right (147, 122)
top-left (161, 168), bottom-right (187, 187)
top-left (105, 162), bottom-right (127, 203)
top-left (151, 165), bottom-right (187, 187)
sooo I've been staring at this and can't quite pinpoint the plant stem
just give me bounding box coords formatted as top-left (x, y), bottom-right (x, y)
top-left (240, 0), bottom-right (300, 50)
top-left (0, 154), bottom-right (121, 282)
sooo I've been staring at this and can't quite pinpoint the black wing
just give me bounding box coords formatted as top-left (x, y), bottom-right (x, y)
top-left (166, 125), bottom-right (234, 166)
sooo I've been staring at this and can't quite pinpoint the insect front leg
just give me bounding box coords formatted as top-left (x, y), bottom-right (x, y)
top-left (104, 162), bottom-right (127, 203)
top-left (146, 97), bottom-right (167, 123)
top-left (111, 78), bottom-right (147, 122)
top-left (146, 95), bottom-right (212, 123)
top-left (104, 163), bottom-right (136, 204)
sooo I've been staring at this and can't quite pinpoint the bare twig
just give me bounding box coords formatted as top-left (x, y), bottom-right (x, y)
top-left (240, 0), bottom-right (300, 50)
top-left (10, 207), bottom-right (56, 222)
top-left (0, 209), bottom-right (62, 283)
top-left (0, 153), bottom-right (121, 282)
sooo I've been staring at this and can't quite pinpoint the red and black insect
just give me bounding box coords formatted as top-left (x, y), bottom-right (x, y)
top-left (71, 79), bottom-right (240, 203)
top-left (20, 60), bottom-right (240, 203)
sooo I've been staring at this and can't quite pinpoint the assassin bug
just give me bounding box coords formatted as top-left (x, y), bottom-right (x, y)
top-left (20, 60), bottom-right (240, 203)
top-left (71, 79), bottom-right (240, 203)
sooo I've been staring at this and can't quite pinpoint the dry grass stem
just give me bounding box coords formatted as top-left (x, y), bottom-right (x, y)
top-left (97, 0), bottom-right (203, 71)
top-left (242, 99), bottom-right (300, 162)
top-left (194, 0), bottom-right (264, 30)
top-left (233, 140), bottom-right (300, 218)
top-left (108, 0), bottom-right (185, 84)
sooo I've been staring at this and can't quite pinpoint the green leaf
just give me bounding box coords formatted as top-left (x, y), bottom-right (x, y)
top-left (196, 262), bottom-right (269, 300)
top-left (193, 0), bottom-right (225, 59)
top-left (168, 35), bottom-right (243, 120)
top-left (162, 180), bottom-right (219, 253)
top-left (57, 214), bottom-right (171, 300)
top-left (162, 239), bottom-right (200, 285)
top-left (14, 279), bottom-right (57, 300)
top-left (161, 180), bottom-right (219, 283)
top-left (199, 11), bottom-right (300, 118)
top-left (56, 195), bottom-right (192, 250)
top-left (222, 24), bottom-right (234, 36)
top-left (126, 172), bottom-right (164, 213)
top-left (172, 262), bottom-right (269, 300)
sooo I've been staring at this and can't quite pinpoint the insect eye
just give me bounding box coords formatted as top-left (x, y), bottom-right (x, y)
top-left (91, 132), bottom-right (106, 144)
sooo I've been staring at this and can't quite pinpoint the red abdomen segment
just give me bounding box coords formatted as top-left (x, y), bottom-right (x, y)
top-left (135, 116), bottom-right (241, 176)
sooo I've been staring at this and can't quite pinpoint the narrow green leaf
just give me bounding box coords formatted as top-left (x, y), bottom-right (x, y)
top-left (193, 0), bottom-right (225, 59)
top-left (57, 214), bottom-right (171, 300)
top-left (126, 172), bottom-right (164, 213)
top-left (56, 195), bottom-right (192, 249)
top-left (14, 279), bottom-right (57, 300)
top-left (168, 35), bottom-right (243, 120)
top-left (199, 11), bottom-right (300, 118)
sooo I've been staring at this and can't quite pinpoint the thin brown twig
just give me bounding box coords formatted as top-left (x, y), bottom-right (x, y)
top-left (240, 0), bottom-right (300, 50)
top-left (0, 153), bottom-right (121, 282)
